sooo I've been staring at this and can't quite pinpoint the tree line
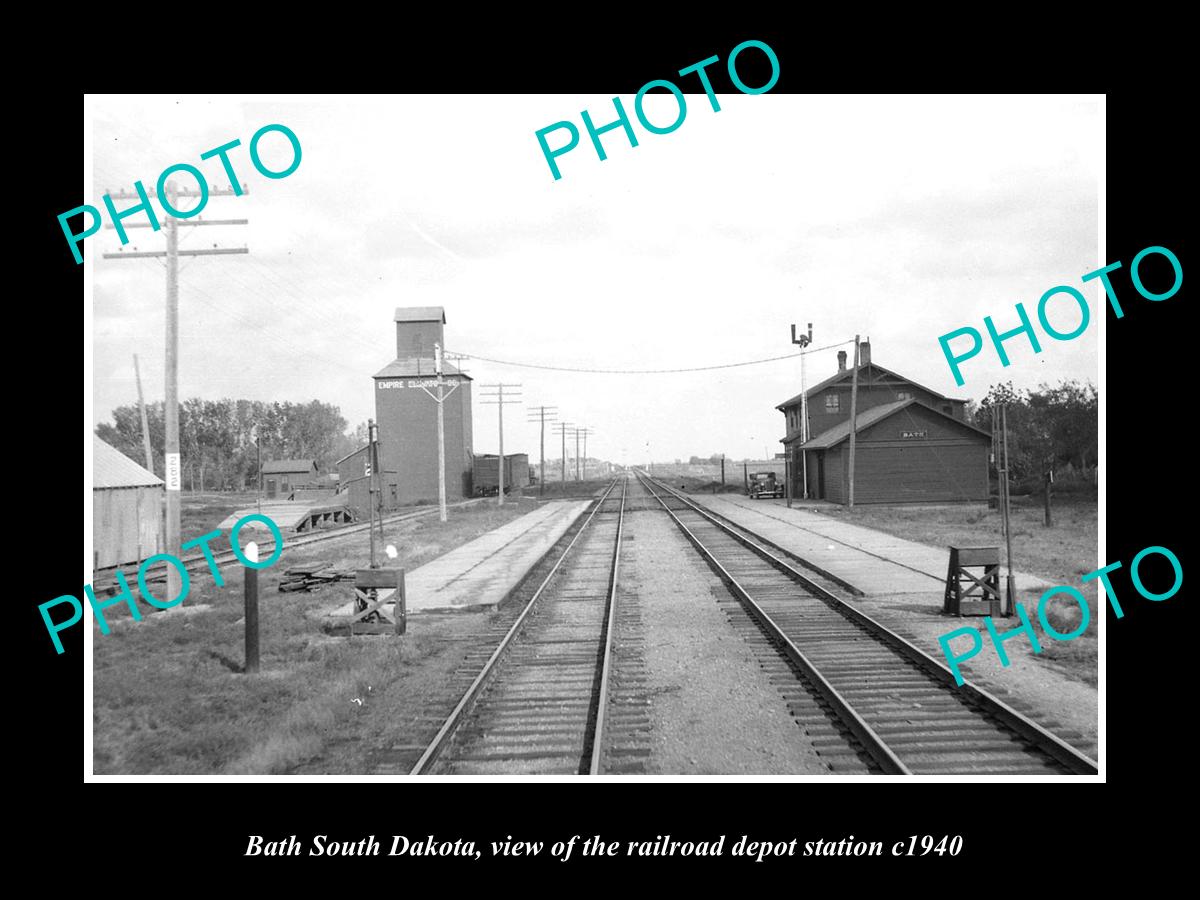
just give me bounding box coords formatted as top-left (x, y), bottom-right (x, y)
top-left (973, 379), bottom-right (1097, 484)
top-left (96, 398), bottom-right (366, 491)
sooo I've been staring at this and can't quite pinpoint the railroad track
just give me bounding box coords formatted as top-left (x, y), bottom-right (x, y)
top-left (637, 471), bottom-right (1098, 776)
top-left (410, 478), bottom-right (626, 775)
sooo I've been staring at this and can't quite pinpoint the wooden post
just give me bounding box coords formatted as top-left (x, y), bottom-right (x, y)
top-left (847, 335), bottom-right (861, 508)
top-left (1000, 404), bottom-right (1016, 615)
top-left (368, 420), bottom-right (378, 568)
top-left (244, 543), bottom-right (260, 674)
top-left (1044, 470), bottom-right (1053, 527)
top-left (435, 346), bottom-right (448, 520)
top-left (163, 182), bottom-right (182, 604)
top-left (498, 385), bottom-right (505, 506)
top-left (743, 460), bottom-right (748, 492)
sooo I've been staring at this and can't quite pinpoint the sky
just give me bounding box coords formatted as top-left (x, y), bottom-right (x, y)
top-left (88, 94), bottom-right (1101, 465)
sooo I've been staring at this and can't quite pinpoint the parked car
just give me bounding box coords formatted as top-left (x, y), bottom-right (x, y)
top-left (748, 471), bottom-right (783, 499)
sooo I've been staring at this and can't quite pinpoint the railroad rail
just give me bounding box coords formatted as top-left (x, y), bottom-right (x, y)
top-left (637, 471), bottom-right (1098, 776)
top-left (410, 478), bottom-right (626, 775)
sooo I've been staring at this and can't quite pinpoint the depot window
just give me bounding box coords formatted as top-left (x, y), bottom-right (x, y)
top-left (825, 393), bottom-right (840, 412)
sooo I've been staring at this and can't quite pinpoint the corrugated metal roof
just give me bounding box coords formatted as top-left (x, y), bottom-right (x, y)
top-left (373, 358), bottom-right (470, 379)
top-left (93, 437), bottom-right (163, 489)
top-left (799, 399), bottom-right (991, 450)
top-left (393, 306), bottom-right (446, 323)
top-left (262, 459), bottom-right (317, 474)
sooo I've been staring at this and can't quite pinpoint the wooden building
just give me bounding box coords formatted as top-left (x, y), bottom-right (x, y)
top-left (93, 437), bottom-right (163, 569)
top-left (777, 341), bottom-right (990, 503)
top-left (262, 459), bottom-right (318, 499)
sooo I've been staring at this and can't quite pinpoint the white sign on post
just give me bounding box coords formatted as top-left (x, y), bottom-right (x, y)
top-left (165, 452), bottom-right (182, 491)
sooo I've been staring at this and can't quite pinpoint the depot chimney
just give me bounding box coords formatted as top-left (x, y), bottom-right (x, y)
top-left (837, 350), bottom-right (847, 372)
top-left (859, 340), bottom-right (871, 367)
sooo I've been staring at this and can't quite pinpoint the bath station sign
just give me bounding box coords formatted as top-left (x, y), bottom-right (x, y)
top-left (901, 430), bottom-right (927, 439)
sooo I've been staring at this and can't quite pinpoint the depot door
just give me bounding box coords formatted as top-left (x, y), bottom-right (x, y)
top-left (266, 478), bottom-right (277, 499)
top-left (816, 452), bottom-right (826, 499)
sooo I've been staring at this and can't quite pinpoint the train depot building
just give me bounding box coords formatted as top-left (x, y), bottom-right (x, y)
top-left (777, 341), bottom-right (990, 504)
top-left (337, 307), bottom-right (474, 514)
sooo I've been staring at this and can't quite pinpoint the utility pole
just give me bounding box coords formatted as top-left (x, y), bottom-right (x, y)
top-left (102, 181), bottom-right (248, 605)
top-left (480, 383), bottom-right (522, 505)
top-left (554, 422), bottom-right (574, 488)
top-left (1000, 403), bottom-right (1016, 614)
top-left (579, 427), bottom-right (594, 481)
top-left (574, 426), bottom-right (584, 481)
top-left (133, 354), bottom-right (154, 473)
top-left (418, 343), bottom-right (461, 522)
top-left (527, 406), bottom-right (558, 498)
top-left (253, 426), bottom-right (262, 516)
top-left (367, 419), bottom-right (379, 567)
top-left (847, 334), bottom-right (861, 509)
top-left (790, 322), bottom-right (813, 503)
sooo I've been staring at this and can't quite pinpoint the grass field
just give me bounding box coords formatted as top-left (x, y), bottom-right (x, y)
top-left (813, 495), bottom-right (1099, 685)
top-left (93, 497), bottom-right (541, 774)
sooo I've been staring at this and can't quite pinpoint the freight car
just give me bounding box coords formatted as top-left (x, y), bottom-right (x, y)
top-left (473, 453), bottom-right (530, 497)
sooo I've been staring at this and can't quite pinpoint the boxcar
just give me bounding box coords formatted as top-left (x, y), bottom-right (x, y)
top-left (473, 454), bottom-right (529, 496)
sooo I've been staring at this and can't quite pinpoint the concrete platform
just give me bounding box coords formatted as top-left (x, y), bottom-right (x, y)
top-left (328, 500), bottom-right (591, 617)
top-left (690, 494), bottom-right (1055, 597)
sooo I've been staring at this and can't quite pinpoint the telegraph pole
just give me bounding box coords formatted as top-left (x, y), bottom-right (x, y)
top-left (1001, 403), bottom-right (1016, 614)
top-left (574, 426), bottom-right (583, 481)
top-left (579, 427), bottom-right (594, 481)
top-left (367, 419), bottom-right (379, 567)
top-left (480, 384), bottom-right (522, 505)
top-left (527, 406), bottom-right (558, 497)
top-left (102, 180), bottom-right (247, 605)
top-left (847, 335), bottom-right (861, 508)
top-left (790, 323), bottom-right (813, 504)
top-left (555, 422), bottom-right (573, 487)
top-left (133, 354), bottom-right (154, 473)
top-left (418, 344), bottom-right (461, 522)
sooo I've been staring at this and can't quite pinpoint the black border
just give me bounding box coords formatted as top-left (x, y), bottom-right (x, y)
top-left (25, 23), bottom-right (1189, 881)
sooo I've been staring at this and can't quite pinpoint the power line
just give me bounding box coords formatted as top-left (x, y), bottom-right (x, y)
top-left (445, 339), bottom-right (856, 375)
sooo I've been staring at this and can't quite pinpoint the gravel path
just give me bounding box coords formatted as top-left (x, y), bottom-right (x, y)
top-left (622, 510), bottom-right (832, 775)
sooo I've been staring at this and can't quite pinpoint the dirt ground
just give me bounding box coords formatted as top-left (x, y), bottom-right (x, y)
top-left (621, 510), bottom-right (831, 774)
top-left (92, 498), bottom-right (540, 774)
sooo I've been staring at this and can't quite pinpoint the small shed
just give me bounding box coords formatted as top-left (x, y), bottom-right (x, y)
top-left (93, 436), bottom-right (163, 569)
top-left (262, 458), bottom-right (318, 498)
